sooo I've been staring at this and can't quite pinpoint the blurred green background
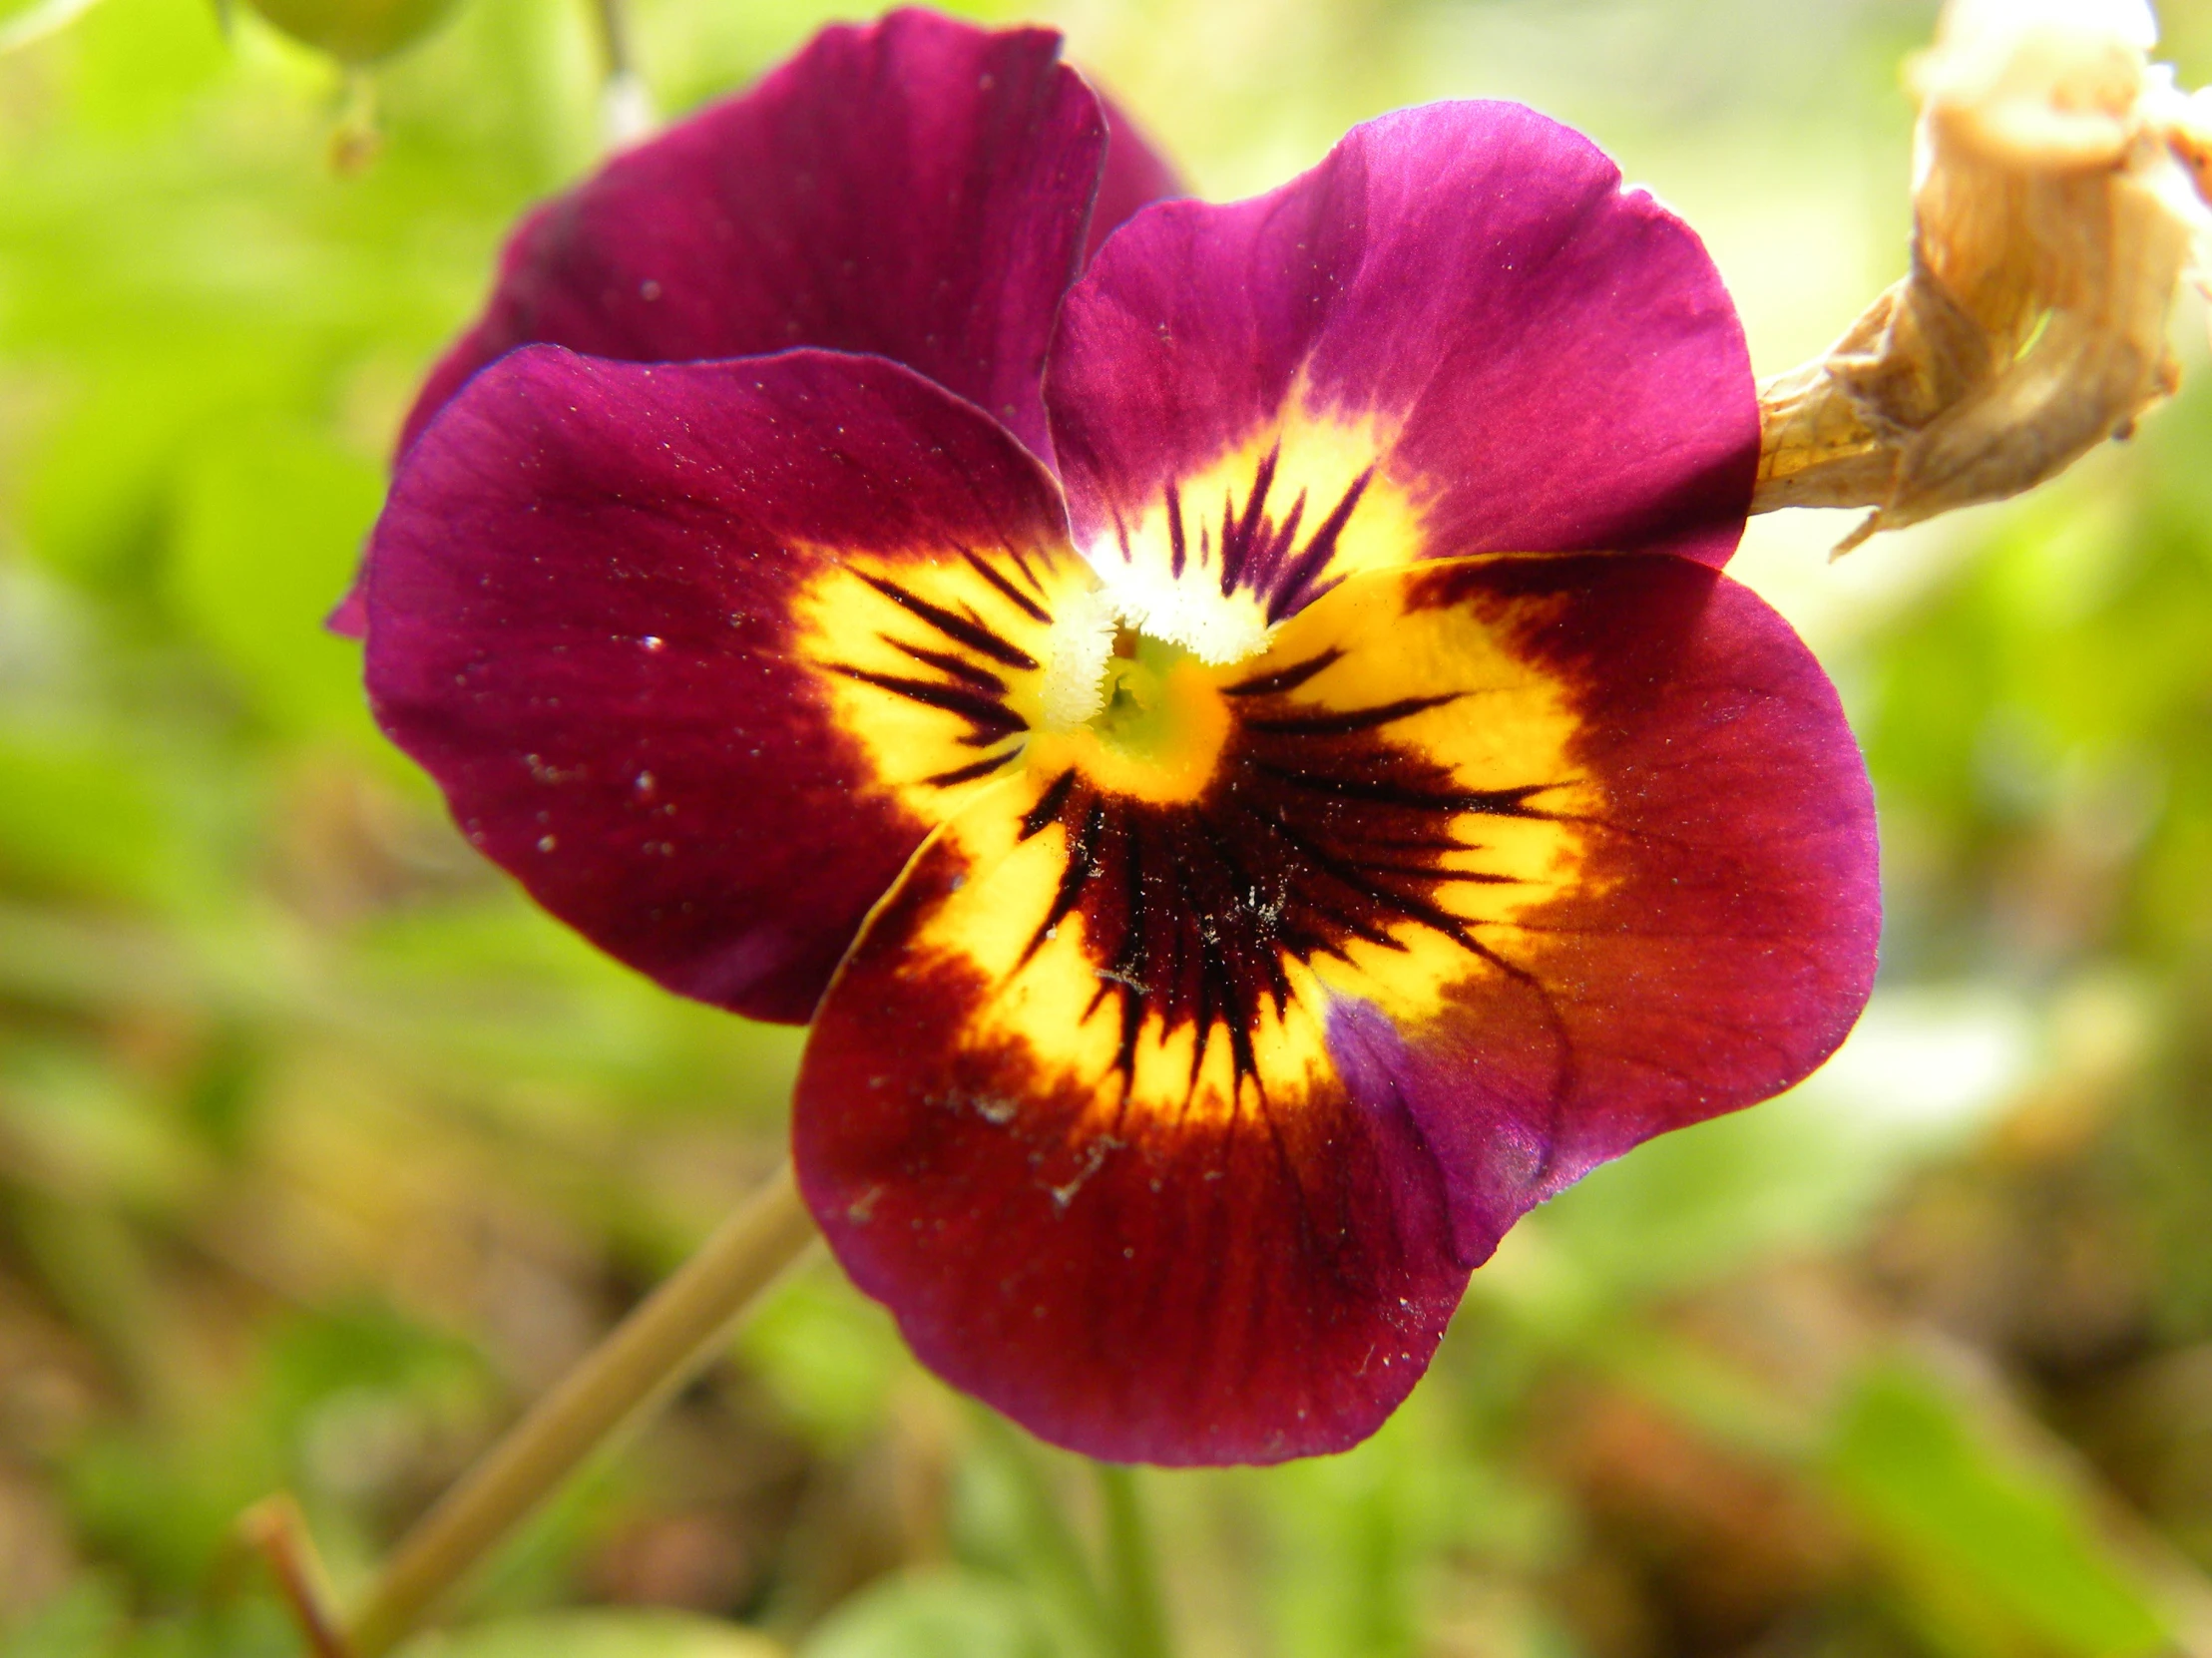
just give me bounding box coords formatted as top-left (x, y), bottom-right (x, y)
top-left (6, 0), bottom-right (2212, 1654)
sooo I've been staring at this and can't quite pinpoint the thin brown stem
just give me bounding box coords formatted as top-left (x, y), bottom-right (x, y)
top-left (239, 1495), bottom-right (350, 1658)
top-left (343, 1163), bottom-right (817, 1658)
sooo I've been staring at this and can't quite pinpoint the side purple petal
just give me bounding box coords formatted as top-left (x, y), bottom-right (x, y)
top-left (1086, 92), bottom-right (1184, 264)
top-left (395, 9), bottom-right (1114, 464)
top-left (1325, 555), bottom-right (1881, 1269)
top-left (1047, 100), bottom-right (1758, 588)
top-left (363, 346), bottom-right (1086, 1026)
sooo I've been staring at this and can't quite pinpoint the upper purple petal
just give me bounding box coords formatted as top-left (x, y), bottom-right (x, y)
top-left (1046, 100), bottom-right (1758, 596)
top-left (395, 9), bottom-right (1124, 465)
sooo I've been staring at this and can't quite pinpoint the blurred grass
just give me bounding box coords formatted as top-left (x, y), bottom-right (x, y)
top-left (7, 0), bottom-right (2212, 1655)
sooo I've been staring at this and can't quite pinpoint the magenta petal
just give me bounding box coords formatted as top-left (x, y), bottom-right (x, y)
top-left (1047, 101), bottom-right (1758, 592)
top-left (363, 346), bottom-right (1087, 1026)
top-left (1086, 93), bottom-right (1184, 264)
top-left (395, 10), bottom-right (1114, 465)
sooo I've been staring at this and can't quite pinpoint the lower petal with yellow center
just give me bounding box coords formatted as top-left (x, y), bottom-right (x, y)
top-left (794, 552), bottom-right (1878, 1463)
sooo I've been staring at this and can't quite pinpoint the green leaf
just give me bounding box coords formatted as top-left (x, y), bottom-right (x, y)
top-left (0, 719), bottom-right (203, 907)
top-left (799, 1569), bottom-right (1052, 1658)
top-left (166, 417), bottom-right (382, 741)
top-left (1828, 1363), bottom-right (2172, 1658)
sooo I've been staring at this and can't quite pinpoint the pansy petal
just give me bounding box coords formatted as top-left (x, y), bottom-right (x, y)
top-left (794, 777), bottom-right (1468, 1466)
top-left (1046, 102), bottom-right (1757, 658)
top-left (1278, 554), bottom-right (1880, 1265)
top-left (1087, 94), bottom-right (1184, 264)
top-left (364, 346), bottom-right (1098, 1026)
top-left (794, 552), bottom-right (1873, 1463)
top-left (395, 9), bottom-right (1125, 464)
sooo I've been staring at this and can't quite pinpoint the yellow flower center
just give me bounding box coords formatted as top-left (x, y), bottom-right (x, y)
top-left (1026, 629), bottom-right (1231, 805)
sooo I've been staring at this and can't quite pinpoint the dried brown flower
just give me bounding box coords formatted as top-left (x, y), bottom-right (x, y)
top-left (1755, 0), bottom-right (2212, 552)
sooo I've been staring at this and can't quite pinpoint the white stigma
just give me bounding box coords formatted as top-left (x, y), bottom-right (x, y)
top-left (1039, 586), bottom-right (1119, 729)
top-left (1088, 551), bottom-right (1275, 667)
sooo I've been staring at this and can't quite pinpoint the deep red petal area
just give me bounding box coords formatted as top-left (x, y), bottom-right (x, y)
top-left (396, 10), bottom-right (1122, 465)
top-left (1328, 554), bottom-right (1881, 1266)
top-left (794, 804), bottom-right (1468, 1467)
top-left (363, 346), bottom-right (1087, 1026)
top-left (1047, 101), bottom-right (1757, 603)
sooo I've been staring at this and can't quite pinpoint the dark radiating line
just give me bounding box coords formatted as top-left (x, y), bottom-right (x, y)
top-left (1165, 482), bottom-right (1187, 579)
top-left (829, 665), bottom-right (1025, 738)
top-left (857, 573), bottom-right (1039, 670)
top-left (1264, 813), bottom-right (1502, 958)
top-left (1219, 444), bottom-right (1280, 595)
top-left (1253, 765), bottom-right (1557, 818)
top-left (1241, 692), bottom-right (1461, 736)
top-left (961, 550), bottom-right (1052, 623)
top-left (1253, 816), bottom-right (1429, 953)
top-left (1108, 818), bottom-right (1149, 1082)
top-left (922, 753), bottom-right (1015, 788)
top-left (1003, 543), bottom-right (1052, 600)
top-left (1167, 856), bottom-right (1212, 1090)
top-left (1360, 862), bottom-right (1521, 886)
top-left (1220, 646), bottom-right (1343, 698)
top-left (1022, 796), bottom-right (1105, 965)
top-left (1265, 467), bottom-right (1373, 622)
top-left (1259, 490), bottom-right (1308, 585)
top-left (1020, 769), bottom-right (1078, 840)
top-left (1201, 920), bottom-right (1256, 1085)
top-left (1346, 831), bottom-right (1479, 855)
top-left (1190, 815), bottom-right (1294, 1018)
top-left (1284, 881), bottom-right (1410, 954)
top-left (887, 638), bottom-right (1005, 693)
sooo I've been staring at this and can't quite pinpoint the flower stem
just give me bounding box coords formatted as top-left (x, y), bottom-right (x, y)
top-left (345, 1163), bottom-right (816, 1658)
top-left (587, 0), bottom-right (654, 147)
top-left (1095, 1463), bottom-right (1171, 1658)
top-left (237, 1495), bottom-right (348, 1658)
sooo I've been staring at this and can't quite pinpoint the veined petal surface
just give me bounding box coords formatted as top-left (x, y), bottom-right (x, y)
top-left (365, 347), bottom-right (1098, 1026)
top-left (396, 9), bottom-right (1161, 465)
top-left (1047, 103), bottom-right (1758, 659)
top-left (794, 553), bottom-right (1876, 1463)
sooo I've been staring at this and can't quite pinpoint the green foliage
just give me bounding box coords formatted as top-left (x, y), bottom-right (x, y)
top-left (397, 1609), bottom-right (784, 1658)
top-left (800, 1570), bottom-right (1052, 1658)
top-left (1828, 1364), bottom-right (2171, 1658)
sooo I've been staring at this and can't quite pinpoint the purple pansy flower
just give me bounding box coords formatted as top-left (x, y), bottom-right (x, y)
top-left (358, 9), bottom-right (1880, 1464)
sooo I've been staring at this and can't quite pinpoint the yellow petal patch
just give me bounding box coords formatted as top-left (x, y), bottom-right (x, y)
top-left (790, 540), bottom-right (1102, 821)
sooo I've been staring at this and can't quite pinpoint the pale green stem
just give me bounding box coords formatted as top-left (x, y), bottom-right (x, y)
top-left (345, 1163), bottom-right (817, 1658)
top-left (588, 0), bottom-right (655, 147)
top-left (1095, 1463), bottom-right (1171, 1658)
